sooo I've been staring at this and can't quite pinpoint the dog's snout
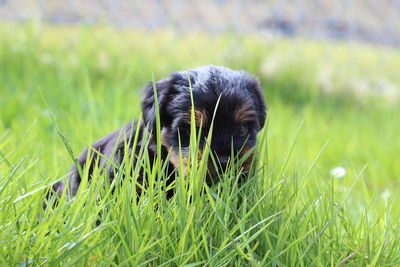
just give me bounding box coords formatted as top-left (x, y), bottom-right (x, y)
top-left (219, 156), bottom-right (229, 169)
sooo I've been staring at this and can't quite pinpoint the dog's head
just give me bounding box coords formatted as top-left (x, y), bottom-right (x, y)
top-left (142, 65), bottom-right (266, 182)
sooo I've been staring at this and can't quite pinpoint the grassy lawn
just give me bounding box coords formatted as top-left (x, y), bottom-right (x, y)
top-left (0, 22), bottom-right (399, 265)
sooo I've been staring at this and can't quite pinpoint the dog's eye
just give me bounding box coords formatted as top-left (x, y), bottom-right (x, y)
top-left (177, 128), bottom-right (190, 147)
top-left (237, 125), bottom-right (249, 136)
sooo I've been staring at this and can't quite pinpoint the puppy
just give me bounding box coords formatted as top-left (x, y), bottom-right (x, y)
top-left (50, 65), bottom-right (266, 199)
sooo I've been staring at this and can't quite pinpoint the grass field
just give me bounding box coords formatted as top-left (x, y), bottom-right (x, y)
top-left (0, 22), bottom-right (399, 265)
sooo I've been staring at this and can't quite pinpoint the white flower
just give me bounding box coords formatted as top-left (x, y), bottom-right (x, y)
top-left (381, 189), bottom-right (392, 200)
top-left (330, 166), bottom-right (346, 179)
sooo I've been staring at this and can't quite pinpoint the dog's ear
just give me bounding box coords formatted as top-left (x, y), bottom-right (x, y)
top-left (141, 78), bottom-right (174, 132)
top-left (250, 78), bottom-right (267, 130)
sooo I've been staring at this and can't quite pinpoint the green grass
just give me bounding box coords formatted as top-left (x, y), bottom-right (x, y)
top-left (0, 22), bottom-right (399, 265)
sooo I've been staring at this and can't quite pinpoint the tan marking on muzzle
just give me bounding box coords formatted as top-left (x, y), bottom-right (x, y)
top-left (169, 150), bottom-right (188, 176)
top-left (239, 146), bottom-right (254, 172)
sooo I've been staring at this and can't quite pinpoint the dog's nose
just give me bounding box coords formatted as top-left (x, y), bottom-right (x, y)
top-left (219, 156), bottom-right (230, 170)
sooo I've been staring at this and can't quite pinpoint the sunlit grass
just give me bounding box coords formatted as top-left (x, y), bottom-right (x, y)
top-left (0, 22), bottom-right (399, 265)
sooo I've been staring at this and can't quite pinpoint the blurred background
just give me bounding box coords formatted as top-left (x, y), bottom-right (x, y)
top-left (1, 0), bottom-right (400, 46)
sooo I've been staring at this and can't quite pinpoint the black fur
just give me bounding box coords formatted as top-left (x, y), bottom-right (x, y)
top-left (49, 65), bottom-right (267, 200)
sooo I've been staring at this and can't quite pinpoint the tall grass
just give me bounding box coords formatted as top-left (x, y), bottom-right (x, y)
top-left (0, 22), bottom-right (399, 265)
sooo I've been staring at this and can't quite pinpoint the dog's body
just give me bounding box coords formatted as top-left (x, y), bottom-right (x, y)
top-left (50, 65), bottom-right (266, 198)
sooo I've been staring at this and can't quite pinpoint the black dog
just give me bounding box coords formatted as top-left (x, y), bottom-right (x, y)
top-left (50, 65), bottom-right (266, 199)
